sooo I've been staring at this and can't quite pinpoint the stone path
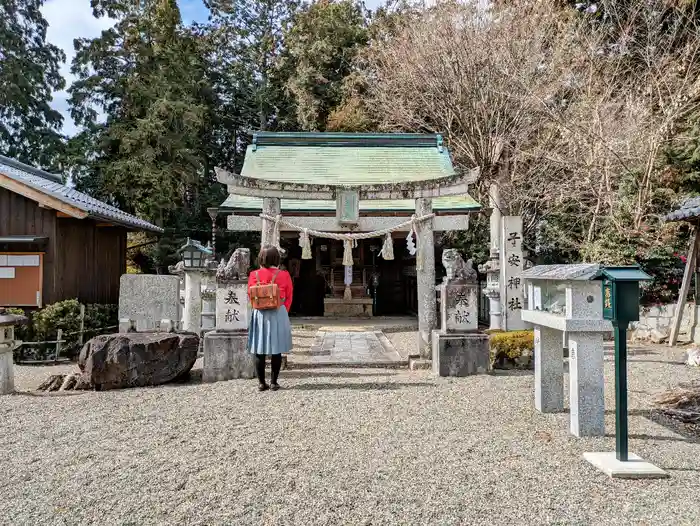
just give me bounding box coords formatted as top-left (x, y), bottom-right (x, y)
top-left (288, 330), bottom-right (409, 368)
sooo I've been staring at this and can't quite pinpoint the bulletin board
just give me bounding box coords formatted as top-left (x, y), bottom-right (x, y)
top-left (0, 253), bottom-right (43, 307)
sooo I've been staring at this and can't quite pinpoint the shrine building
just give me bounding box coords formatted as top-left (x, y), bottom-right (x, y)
top-left (217, 132), bottom-right (480, 350)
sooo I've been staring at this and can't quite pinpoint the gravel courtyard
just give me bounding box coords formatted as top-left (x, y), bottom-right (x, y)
top-left (1, 333), bottom-right (699, 526)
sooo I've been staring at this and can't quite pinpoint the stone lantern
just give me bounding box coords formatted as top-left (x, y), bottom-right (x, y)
top-left (0, 309), bottom-right (28, 394)
top-left (178, 238), bottom-right (214, 335)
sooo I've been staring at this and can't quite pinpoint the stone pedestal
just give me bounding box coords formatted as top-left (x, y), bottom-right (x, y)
top-left (432, 331), bottom-right (490, 376)
top-left (203, 331), bottom-right (255, 381)
top-left (203, 277), bottom-right (253, 383)
top-left (0, 319), bottom-right (25, 395)
top-left (535, 326), bottom-right (564, 412)
top-left (439, 281), bottom-right (479, 332)
top-left (569, 332), bottom-right (605, 437)
top-left (215, 280), bottom-right (248, 331)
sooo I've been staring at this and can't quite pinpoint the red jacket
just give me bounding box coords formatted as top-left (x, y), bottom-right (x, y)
top-left (248, 267), bottom-right (293, 312)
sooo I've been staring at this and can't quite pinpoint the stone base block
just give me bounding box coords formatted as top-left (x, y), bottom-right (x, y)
top-left (203, 331), bottom-right (255, 382)
top-left (583, 452), bottom-right (669, 479)
top-left (431, 331), bottom-right (490, 376)
top-left (409, 358), bottom-right (432, 370)
top-left (323, 298), bottom-right (373, 318)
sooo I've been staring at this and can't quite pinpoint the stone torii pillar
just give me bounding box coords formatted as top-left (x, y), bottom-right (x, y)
top-left (262, 197), bottom-right (281, 247)
top-left (415, 198), bottom-right (437, 360)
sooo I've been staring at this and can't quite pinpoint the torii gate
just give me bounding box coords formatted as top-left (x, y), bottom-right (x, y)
top-left (216, 132), bottom-right (480, 359)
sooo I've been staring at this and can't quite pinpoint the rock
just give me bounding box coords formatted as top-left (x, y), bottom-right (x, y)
top-left (78, 332), bottom-right (199, 390)
top-left (59, 373), bottom-right (78, 391)
top-left (37, 374), bottom-right (66, 392)
top-left (649, 329), bottom-right (668, 344)
top-left (687, 348), bottom-right (700, 367)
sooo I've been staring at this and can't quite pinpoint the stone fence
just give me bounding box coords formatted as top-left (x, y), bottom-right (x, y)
top-left (630, 302), bottom-right (700, 344)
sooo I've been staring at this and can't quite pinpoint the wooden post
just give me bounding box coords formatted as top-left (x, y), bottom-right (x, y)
top-left (55, 329), bottom-right (63, 363)
top-left (78, 304), bottom-right (86, 346)
top-left (669, 225), bottom-right (700, 346)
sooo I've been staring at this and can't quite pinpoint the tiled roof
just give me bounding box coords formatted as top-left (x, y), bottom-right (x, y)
top-left (665, 196), bottom-right (700, 222)
top-left (0, 155), bottom-right (162, 233)
top-left (220, 194), bottom-right (480, 212)
top-left (241, 132), bottom-right (456, 184)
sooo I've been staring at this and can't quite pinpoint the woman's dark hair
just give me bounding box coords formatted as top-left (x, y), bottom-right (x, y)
top-left (258, 244), bottom-right (280, 268)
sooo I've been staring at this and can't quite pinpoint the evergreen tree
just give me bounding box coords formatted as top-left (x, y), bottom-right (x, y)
top-left (283, 0), bottom-right (369, 131)
top-left (68, 0), bottom-right (220, 271)
top-left (0, 0), bottom-right (65, 169)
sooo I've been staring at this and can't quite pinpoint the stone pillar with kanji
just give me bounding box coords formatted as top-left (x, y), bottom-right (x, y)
top-left (431, 250), bottom-right (490, 377)
top-left (500, 216), bottom-right (526, 330)
top-left (203, 248), bottom-right (255, 382)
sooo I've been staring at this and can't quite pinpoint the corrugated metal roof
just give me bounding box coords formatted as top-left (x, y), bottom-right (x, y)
top-left (665, 196), bottom-right (700, 222)
top-left (241, 132), bottom-right (456, 184)
top-left (220, 194), bottom-right (480, 212)
top-left (0, 155), bottom-right (162, 233)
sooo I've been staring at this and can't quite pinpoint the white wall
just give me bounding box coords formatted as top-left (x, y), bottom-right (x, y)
top-left (630, 302), bottom-right (700, 344)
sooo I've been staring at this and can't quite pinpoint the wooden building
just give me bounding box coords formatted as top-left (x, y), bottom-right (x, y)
top-left (0, 155), bottom-right (161, 307)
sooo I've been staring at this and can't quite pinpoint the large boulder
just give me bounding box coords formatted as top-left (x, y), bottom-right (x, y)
top-left (78, 332), bottom-right (199, 390)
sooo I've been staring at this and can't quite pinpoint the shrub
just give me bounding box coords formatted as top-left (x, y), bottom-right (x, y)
top-left (17, 300), bottom-right (118, 361)
top-left (489, 329), bottom-right (535, 369)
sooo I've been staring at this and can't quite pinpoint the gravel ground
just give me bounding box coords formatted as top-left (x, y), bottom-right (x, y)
top-left (1, 338), bottom-right (699, 526)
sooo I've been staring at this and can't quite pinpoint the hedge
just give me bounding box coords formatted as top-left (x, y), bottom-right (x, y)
top-left (488, 329), bottom-right (535, 369)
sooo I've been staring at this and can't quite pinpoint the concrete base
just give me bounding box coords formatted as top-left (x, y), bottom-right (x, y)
top-left (202, 330), bottom-right (255, 382)
top-left (583, 452), bottom-right (669, 479)
top-left (409, 358), bottom-right (432, 370)
top-left (431, 331), bottom-right (490, 376)
top-left (0, 349), bottom-right (14, 394)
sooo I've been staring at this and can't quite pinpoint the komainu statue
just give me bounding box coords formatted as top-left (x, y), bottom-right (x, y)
top-left (216, 248), bottom-right (251, 282)
top-left (442, 249), bottom-right (478, 283)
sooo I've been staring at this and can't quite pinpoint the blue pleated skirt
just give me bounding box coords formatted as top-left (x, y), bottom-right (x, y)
top-left (248, 306), bottom-right (292, 355)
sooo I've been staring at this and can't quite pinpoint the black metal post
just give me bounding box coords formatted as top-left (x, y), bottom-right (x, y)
top-left (613, 320), bottom-right (629, 461)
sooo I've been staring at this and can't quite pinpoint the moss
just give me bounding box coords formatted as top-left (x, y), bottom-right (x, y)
top-left (489, 330), bottom-right (535, 369)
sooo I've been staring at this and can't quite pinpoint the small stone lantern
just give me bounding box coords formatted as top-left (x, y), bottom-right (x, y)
top-left (178, 238), bottom-right (214, 334)
top-left (0, 309), bottom-right (28, 394)
top-left (181, 238), bottom-right (212, 269)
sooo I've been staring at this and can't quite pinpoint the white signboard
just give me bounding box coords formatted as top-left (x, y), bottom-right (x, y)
top-left (501, 216), bottom-right (526, 330)
top-left (216, 283), bottom-right (249, 331)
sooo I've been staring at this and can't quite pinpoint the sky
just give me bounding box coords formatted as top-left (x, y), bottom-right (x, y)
top-left (42, 0), bottom-right (386, 137)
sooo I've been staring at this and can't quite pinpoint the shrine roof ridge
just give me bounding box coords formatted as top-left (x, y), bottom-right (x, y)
top-left (252, 132), bottom-right (444, 149)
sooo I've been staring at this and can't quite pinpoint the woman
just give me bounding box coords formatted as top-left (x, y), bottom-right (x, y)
top-left (248, 245), bottom-right (293, 391)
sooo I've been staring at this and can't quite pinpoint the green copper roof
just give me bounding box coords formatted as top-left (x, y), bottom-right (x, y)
top-left (241, 132), bottom-right (455, 184)
top-left (220, 194), bottom-right (480, 212)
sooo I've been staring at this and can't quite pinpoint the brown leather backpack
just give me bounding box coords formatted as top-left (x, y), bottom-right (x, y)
top-left (249, 269), bottom-right (282, 310)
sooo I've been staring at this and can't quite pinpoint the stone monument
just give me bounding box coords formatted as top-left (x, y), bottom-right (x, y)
top-left (0, 309), bottom-right (27, 395)
top-left (500, 216), bottom-right (526, 330)
top-left (520, 264), bottom-right (611, 437)
top-left (202, 248), bottom-right (255, 382)
top-left (431, 250), bottom-right (490, 376)
top-left (118, 274), bottom-right (180, 331)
